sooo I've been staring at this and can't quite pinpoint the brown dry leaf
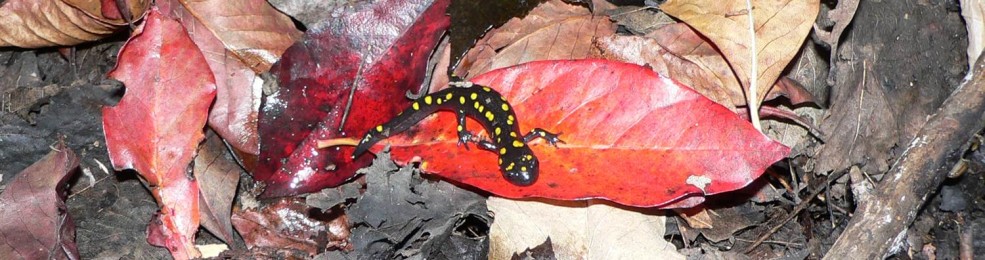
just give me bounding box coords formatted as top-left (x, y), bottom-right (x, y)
top-left (0, 0), bottom-right (150, 48)
top-left (676, 208), bottom-right (714, 229)
top-left (596, 23), bottom-right (741, 107)
top-left (596, 23), bottom-right (816, 108)
top-left (677, 205), bottom-right (764, 243)
top-left (660, 0), bottom-right (819, 113)
top-left (454, 0), bottom-right (615, 78)
top-left (178, 0), bottom-right (301, 72)
top-left (193, 131), bottom-right (242, 245)
top-left (488, 197), bottom-right (682, 260)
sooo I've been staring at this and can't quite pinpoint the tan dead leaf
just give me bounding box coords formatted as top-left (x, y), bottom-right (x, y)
top-left (488, 197), bottom-right (683, 260)
top-left (178, 0), bottom-right (301, 72)
top-left (661, 0), bottom-right (819, 118)
top-left (963, 0), bottom-right (985, 71)
top-left (193, 131), bottom-right (242, 245)
top-left (454, 0), bottom-right (615, 78)
top-left (596, 23), bottom-right (817, 108)
top-left (676, 208), bottom-right (714, 229)
top-left (0, 0), bottom-right (150, 48)
top-left (195, 244), bottom-right (229, 258)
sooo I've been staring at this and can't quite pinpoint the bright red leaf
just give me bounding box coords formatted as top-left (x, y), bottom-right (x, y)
top-left (101, 8), bottom-right (214, 259)
top-left (256, 0), bottom-right (450, 197)
top-left (370, 59), bottom-right (790, 207)
top-left (0, 141), bottom-right (79, 260)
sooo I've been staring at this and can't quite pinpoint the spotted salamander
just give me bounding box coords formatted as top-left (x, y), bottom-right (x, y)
top-left (351, 82), bottom-right (561, 186)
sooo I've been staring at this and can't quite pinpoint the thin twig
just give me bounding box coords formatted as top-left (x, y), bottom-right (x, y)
top-left (338, 62), bottom-right (365, 132)
top-left (736, 238), bottom-right (803, 248)
top-left (744, 170), bottom-right (848, 253)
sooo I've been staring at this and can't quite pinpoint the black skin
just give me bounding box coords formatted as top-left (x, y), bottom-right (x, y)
top-left (351, 82), bottom-right (562, 186)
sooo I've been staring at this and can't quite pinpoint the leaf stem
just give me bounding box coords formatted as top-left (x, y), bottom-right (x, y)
top-left (746, 0), bottom-right (762, 131)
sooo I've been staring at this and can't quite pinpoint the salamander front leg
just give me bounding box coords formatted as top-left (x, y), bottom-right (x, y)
top-left (456, 110), bottom-right (475, 150)
top-left (523, 128), bottom-right (564, 147)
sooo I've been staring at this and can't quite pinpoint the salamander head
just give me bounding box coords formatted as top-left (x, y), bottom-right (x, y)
top-left (501, 153), bottom-right (539, 186)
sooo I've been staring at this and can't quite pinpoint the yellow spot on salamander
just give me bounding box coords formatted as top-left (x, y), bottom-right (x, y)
top-left (501, 103), bottom-right (509, 111)
top-left (375, 125), bottom-right (383, 132)
top-left (478, 105), bottom-right (484, 113)
top-left (495, 127), bottom-right (502, 135)
top-left (470, 92), bottom-right (478, 100)
top-left (510, 132), bottom-right (517, 138)
top-left (508, 115), bottom-right (515, 122)
top-left (498, 158), bottom-right (503, 165)
top-left (457, 125), bottom-right (463, 131)
top-left (424, 96), bottom-right (432, 105)
top-left (412, 102), bottom-right (420, 110)
top-left (483, 86), bottom-right (491, 92)
top-left (499, 148), bottom-right (507, 155)
top-left (485, 111), bottom-right (494, 121)
top-left (512, 140), bottom-right (524, 148)
top-left (459, 96), bottom-right (466, 104)
top-left (497, 138), bottom-right (501, 143)
top-left (437, 98), bottom-right (443, 105)
top-left (521, 166), bottom-right (527, 172)
top-left (506, 162), bottom-right (515, 171)
top-left (445, 92), bottom-right (453, 100)
top-left (473, 102), bottom-right (480, 109)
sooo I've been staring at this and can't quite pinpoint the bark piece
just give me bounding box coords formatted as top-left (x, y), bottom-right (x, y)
top-left (823, 53), bottom-right (985, 259)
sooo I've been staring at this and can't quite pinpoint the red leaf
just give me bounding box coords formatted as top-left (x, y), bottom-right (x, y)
top-left (374, 59), bottom-right (790, 207)
top-left (256, 0), bottom-right (450, 197)
top-left (0, 141), bottom-right (79, 260)
top-left (101, 8), bottom-right (214, 259)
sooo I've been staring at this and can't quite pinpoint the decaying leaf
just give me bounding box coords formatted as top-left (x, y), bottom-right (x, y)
top-left (0, 0), bottom-right (150, 48)
top-left (231, 198), bottom-right (347, 256)
top-left (101, 8), bottom-right (215, 259)
top-left (488, 197), bottom-right (683, 259)
top-left (0, 141), bottom-right (80, 260)
top-left (337, 151), bottom-right (488, 259)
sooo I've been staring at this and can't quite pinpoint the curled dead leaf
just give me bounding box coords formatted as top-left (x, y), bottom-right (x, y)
top-left (0, 0), bottom-right (150, 48)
